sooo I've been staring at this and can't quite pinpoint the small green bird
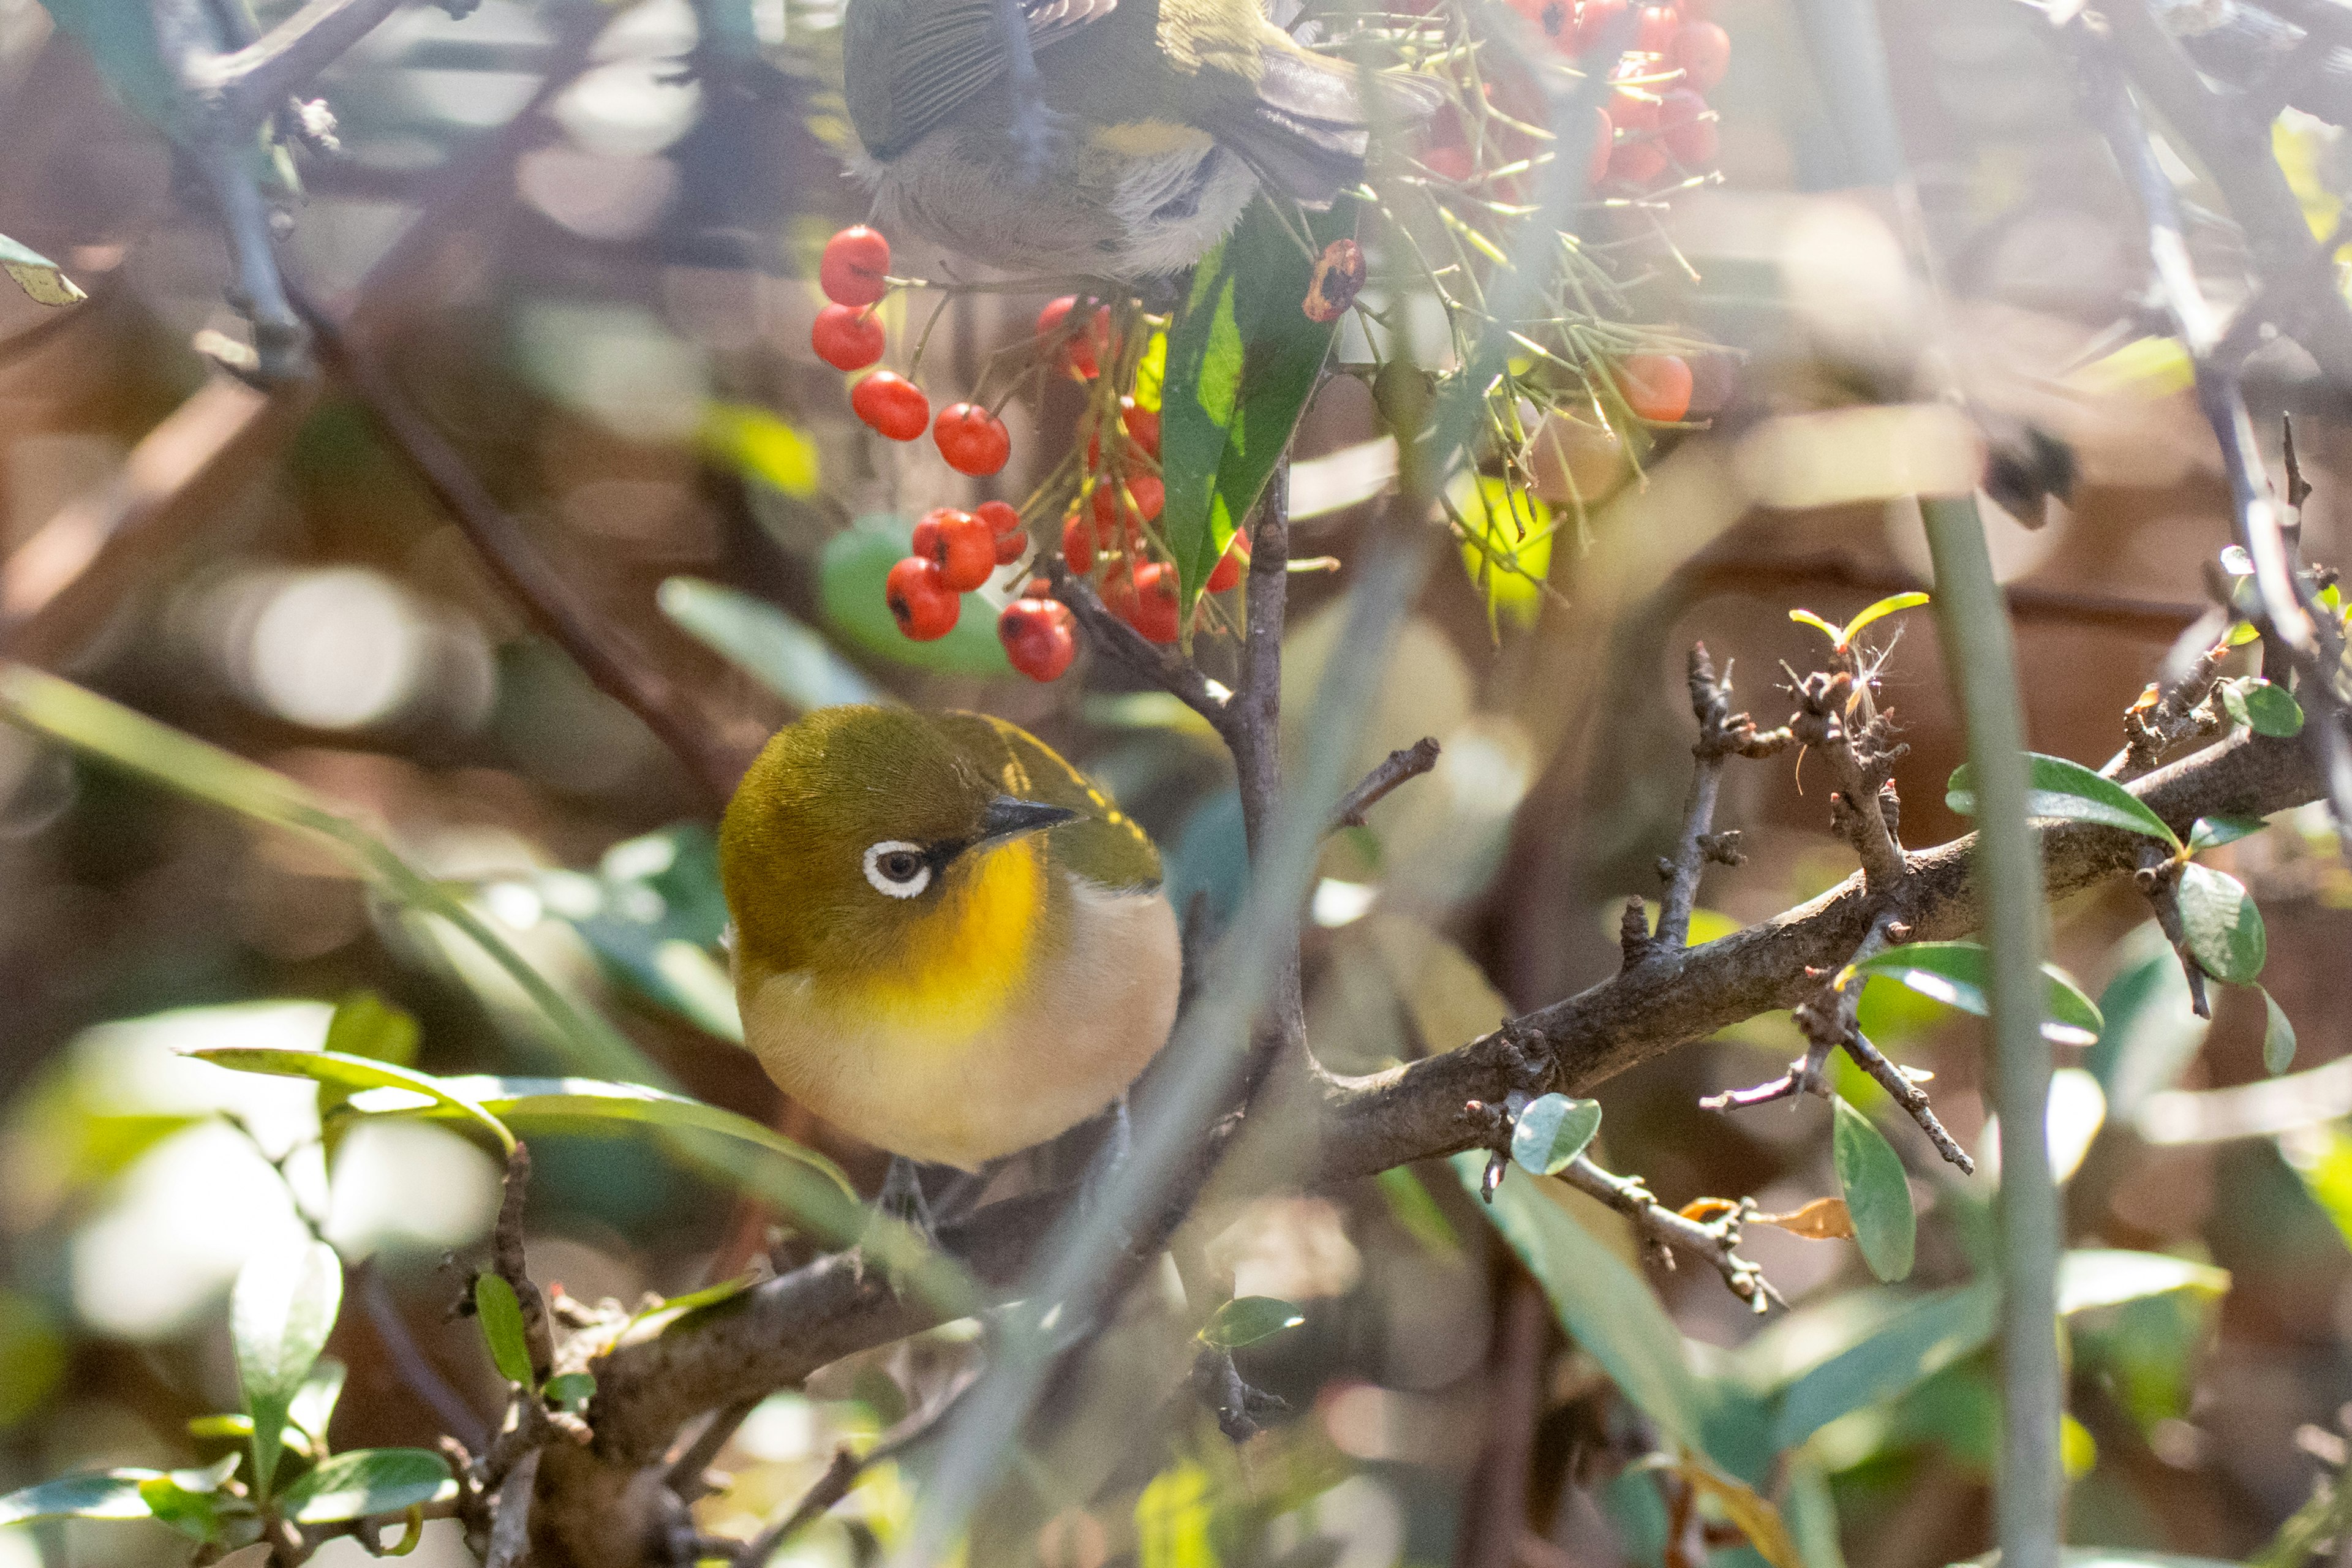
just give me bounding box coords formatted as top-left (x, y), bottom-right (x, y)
top-left (842, 0), bottom-right (1440, 276)
top-left (719, 706), bottom-right (1180, 1172)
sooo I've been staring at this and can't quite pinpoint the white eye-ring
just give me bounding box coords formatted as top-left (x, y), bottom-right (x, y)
top-left (862, 840), bottom-right (932, 899)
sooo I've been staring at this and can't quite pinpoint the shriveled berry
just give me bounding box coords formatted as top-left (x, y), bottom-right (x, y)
top-left (1121, 398), bottom-right (1160, 457)
top-left (933, 402), bottom-right (1011, 477)
top-left (1616, 353), bottom-right (1695, 422)
top-left (1672, 19), bottom-right (1730, 91)
top-left (1036, 296), bottom-right (1111, 379)
top-left (975, 499), bottom-right (1023, 536)
top-left (1061, 512), bottom-right (1097, 572)
top-left (1659, 88), bottom-right (1717, 165)
top-left (811, 304), bottom-right (884, 371)
top-left (1126, 561), bottom-right (1181, 644)
top-left (1206, 530), bottom-right (1251, 594)
top-left (999, 598), bottom-right (1077, 682)
top-left (885, 555), bottom-right (959, 640)
top-left (1634, 4), bottom-right (1679, 54)
top-left (851, 371), bottom-right (929, 441)
top-left (1303, 237), bottom-right (1367, 324)
top-left (917, 507), bottom-right (995, 591)
top-left (820, 225), bottom-right (890, 307)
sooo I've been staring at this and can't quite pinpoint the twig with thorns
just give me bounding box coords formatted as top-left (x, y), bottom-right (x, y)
top-left (1651, 644), bottom-right (1793, 954)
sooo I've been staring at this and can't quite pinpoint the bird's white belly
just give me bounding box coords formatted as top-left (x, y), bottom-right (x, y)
top-left (741, 884), bottom-right (1180, 1169)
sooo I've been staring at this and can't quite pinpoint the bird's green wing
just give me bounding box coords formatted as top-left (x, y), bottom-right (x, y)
top-left (935, 712), bottom-right (1162, 891)
top-left (843, 0), bottom-right (1119, 160)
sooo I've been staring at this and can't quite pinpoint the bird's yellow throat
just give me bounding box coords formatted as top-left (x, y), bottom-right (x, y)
top-left (816, 835), bottom-right (1047, 1039)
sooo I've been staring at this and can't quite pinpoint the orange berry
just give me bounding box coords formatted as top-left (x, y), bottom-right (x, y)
top-left (918, 507), bottom-right (995, 591)
top-left (884, 556), bottom-right (959, 640)
top-left (998, 598), bottom-right (1077, 682)
top-left (1609, 137), bottom-right (1669, 186)
top-left (1616, 353), bottom-right (1694, 422)
top-left (810, 304), bottom-right (884, 371)
top-left (1206, 531), bottom-right (1251, 594)
top-left (933, 402), bottom-right (1011, 477)
top-left (1121, 398), bottom-right (1160, 458)
top-left (1061, 512), bottom-right (1096, 573)
top-left (992, 527), bottom-right (1030, 566)
top-left (1634, 4), bottom-right (1679, 54)
top-left (820, 225), bottom-right (890, 307)
top-left (851, 371), bottom-right (929, 441)
top-left (975, 500), bottom-right (1023, 535)
top-left (1036, 296), bottom-right (1112, 379)
top-left (1125, 562), bottom-right (1181, 643)
top-left (1673, 19), bottom-right (1730, 91)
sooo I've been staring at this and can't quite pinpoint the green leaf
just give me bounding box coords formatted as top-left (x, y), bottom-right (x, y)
top-left (1852, 941), bottom-right (2103, 1046)
top-left (2177, 862), bottom-right (2265, 984)
top-left (543, 1372), bottom-right (597, 1414)
top-left (2221, 677), bottom-right (2304, 737)
top-left (32, 1), bottom-right (178, 135)
top-left (2085, 922), bottom-right (2210, 1118)
top-left (1160, 198), bottom-right (1352, 610)
top-left (137, 1476), bottom-right (225, 1543)
top-left (1509, 1094), bottom-right (1603, 1176)
top-left (233, 1237), bottom-right (342, 1499)
top-left (1948, 753), bottom-right (2179, 848)
top-left (289, 1358), bottom-right (345, 1451)
top-left (0, 233), bottom-right (84, 307)
top-left (0, 1471), bottom-right (161, 1525)
top-left (1199, 1296), bottom-right (1306, 1349)
top-left (1838, 590), bottom-right (1931, 646)
top-left (278, 1449), bottom-right (454, 1525)
top-left (1788, 608), bottom-right (1842, 641)
top-left (1765, 1283), bottom-right (1998, 1451)
top-left (2262, 986), bottom-right (2297, 1075)
top-left (2057, 1249), bottom-right (2230, 1313)
top-left (323, 993), bottom-right (419, 1068)
top-left (817, 517), bottom-right (1012, 675)
top-left (1831, 1098), bottom-right (1915, 1283)
top-left (194, 1048), bottom-right (515, 1157)
top-left (2188, 814), bottom-right (2267, 853)
top-left (698, 403), bottom-right (820, 498)
top-left (659, 576), bottom-right (883, 714)
top-left (473, 1275), bottom-right (533, 1386)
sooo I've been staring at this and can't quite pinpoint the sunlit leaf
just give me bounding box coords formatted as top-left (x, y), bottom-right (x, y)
top-left (0, 233), bottom-right (84, 306)
top-left (322, 993), bottom-right (419, 1069)
top-left (289, 1359), bottom-right (345, 1452)
top-left (2263, 987), bottom-right (2297, 1076)
top-left (2188, 815), bottom-right (2266, 853)
top-left (1853, 941), bottom-right (2103, 1046)
top-left (1767, 1283), bottom-right (1997, 1450)
top-left (699, 402), bottom-right (820, 497)
top-left (194, 1048), bottom-right (514, 1156)
top-left (1831, 1098), bottom-right (1914, 1282)
top-left (233, 1237), bottom-right (342, 1499)
top-left (1451, 473), bottom-right (1553, 631)
top-left (1751, 1197), bottom-right (1855, 1240)
top-left (473, 1275), bottom-right (533, 1386)
top-left (2220, 677), bottom-right (2304, 738)
top-left (1787, 608), bottom-right (1842, 641)
top-left (1948, 752), bottom-right (2179, 847)
top-left (660, 576), bottom-right (883, 714)
top-left (1510, 1093), bottom-right (1602, 1176)
top-left (137, 1476), bottom-right (225, 1543)
top-left (543, 1372), bottom-right (596, 1415)
top-left (1838, 590), bottom-right (1931, 646)
top-left (278, 1449), bottom-right (454, 1525)
top-left (2177, 863), bottom-right (2264, 984)
top-left (2057, 1249), bottom-right (2231, 1313)
top-left (1199, 1296), bottom-right (1305, 1350)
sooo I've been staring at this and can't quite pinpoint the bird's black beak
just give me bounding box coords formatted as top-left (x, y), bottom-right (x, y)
top-left (975, 796), bottom-right (1079, 848)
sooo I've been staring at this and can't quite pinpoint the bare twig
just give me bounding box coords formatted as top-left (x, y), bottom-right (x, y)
top-left (665, 1398), bottom-right (759, 1506)
top-left (2109, 640), bottom-right (2230, 782)
top-left (1655, 644), bottom-right (1792, 949)
top-left (484, 1447), bottom-right (541, 1568)
top-left (493, 1143), bottom-right (557, 1387)
top-left (1555, 1156), bottom-right (1780, 1313)
top-left (733, 1377), bottom-right (978, 1566)
top-left (1042, 559), bottom-right (1234, 734)
top-left (1334, 737), bottom-right (1441, 829)
top-left (195, 0), bottom-right (415, 128)
top-left (1786, 667), bottom-right (1908, 892)
top-left (1843, 1030), bottom-right (1973, 1172)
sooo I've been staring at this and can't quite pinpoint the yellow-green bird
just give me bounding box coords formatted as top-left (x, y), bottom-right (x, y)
top-left (719, 706), bottom-right (1179, 1173)
top-left (842, 0), bottom-right (1440, 277)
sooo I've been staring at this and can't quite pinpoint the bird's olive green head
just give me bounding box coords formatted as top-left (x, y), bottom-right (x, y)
top-left (719, 706), bottom-right (1157, 982)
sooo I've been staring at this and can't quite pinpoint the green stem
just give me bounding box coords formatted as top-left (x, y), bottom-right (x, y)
top-left (1923, 495), bottom-right (2059, 1567)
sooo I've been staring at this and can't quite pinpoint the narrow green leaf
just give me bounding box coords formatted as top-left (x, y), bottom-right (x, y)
top-left (1838, 590), bottom-right (1931, 646)
top-left (1831, 1098), bottom-right (1915, 1283)
top-left (0, 1471), bottom-right (160, 1525)
top-left (1852, 941), bottom-right (2103, 1046)
top-left (1199, 1296), bottom-right (1305, 1350)
top-left (543, 1372), bottom-right (597, 1415)
top-left (187, 1414), bottom-right (254, 1442)
top-left (2188, 815), bottom-right (2266, 853)
top-left (278, 1449), bottom-right (454, 1526)
top-left (2262, 987), bottom-right (2297, 1076)
top-left (1160, 199), bottom-right (1353, 609)
top-left (233, 1237), bottom-right (343, 1498)
top-left (0, 233), bottom-right (84, 306)
top-left (1766, 1283), bottom-right (1996, 1451)
top-left (2177, 862), bottom-right (2265, 984)
top-left (1948, 753), bottom-right (2179, 847)
top-left (1510, 1093), bottom-right (1604, 1176)
top-left (816, 518), bottom-right (1011, 675)
top-left (1788, 608), bottom-right (1842, 641)
top-left (659, 576), bottom-right (883, 713)
top-left (473, 1275), bottom-right (533, 1386)
top-left (323, 993), bottom-right (419, 1068)
top-left (194, 1048), bottom-right (515, 1156)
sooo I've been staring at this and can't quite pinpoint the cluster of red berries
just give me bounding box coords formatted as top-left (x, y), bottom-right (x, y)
top-left (1482, 0), bottom-right (1727, 190)
top-left (813, 226), bottom-right (1014, 477)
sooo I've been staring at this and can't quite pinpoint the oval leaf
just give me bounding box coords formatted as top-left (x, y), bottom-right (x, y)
top-left (1853, 941), bottom-right (2104, 1046)
top-left (1831, 1097), bottom-right (1915, 1283)
top-left (543, 1371), bottom-right (597, 1415)
top-left (2263, 986), bottom-right (2297, 1076)
top-left (2242, 679), bottom-right (2304, 737)
top-left (2188, 815), bottom-right (2266, 853)
top-left (0, 1471), bottom-right (160, 1525)
top-left (279, 1449), bottom-right (454, 1525)
top-left (1200, 1296), bottom-right (1305, 1350)
top-left (2177, 862), bottom-right (2265, 984)
top-left (660, 576), bottom-right (883, 713)
top-left (1510, 1093), bottom-right (1603, 1177)
top-left (137, 1477), bottom-right (223, 1544)
top-left (233, 1237), bottom-right (342, 1498)
top-left (817, 518), bottom-right (1011, 676)
top-left (194, 1048), bottom-right (514, 1156)
top-left (473, 1275), bottom-right (533, 1387)
top-left (1948, 753), bottom-right (2179, 848)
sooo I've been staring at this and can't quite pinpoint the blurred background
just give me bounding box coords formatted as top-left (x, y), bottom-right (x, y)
top-left (0, 0), bottom-right (2346, 1564)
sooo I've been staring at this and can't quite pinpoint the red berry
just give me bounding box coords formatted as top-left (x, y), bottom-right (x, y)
top-left (933, 402), bottom-right (1011, 477)
top-left (1126, 562), bottom-right (1181, 644)
top-left (1574, 0), bottom-right (1627, 52)
top-left (1036, 296), bottom-right (1111, 379)
top-left (1025, 576), bottom-right (1053, 598)
top-left (1587, 107), bottom-right (1614, 185)
top-left (916, 507), bottom-right (995, 591)
top-left (1126, 475), bottom-right (1165, 522)
top-left (993, 527), bottom-right (1030, 565)
top-left (820, 225), bottom-right (891, 307)
top-left (1509, 0), bottom-right (1575, 44)
top-left (1634, 4), bottom-right (1679, 52)
top-left (1672, 20), bottom-right (1730, 91)
top-left (1608, 65), bottom-right (1660, 133)
top-left (976, 499), bottom-right (1023, 535)
top-left (1206, 530), bottom-right (1251, 594)
top-left (1659, 88), bottom-right (1717, 165)
top-left (811, 304), bottom-right (884, 371)
top-left (1616, 353), bottom-right (1695, 422)
top-left (1609, 138), bottom-right (1670, 185)
top-left (1121, 398), bottom-right (1160, 457)
top-left (1061, 512), bottom-right (1096, 572)
top-left (851, 371), bottom-right (929, 441)
top-left (998, 598), bottom-right (1077, 682)
top-left (884, 556), bottom-right (959, 640)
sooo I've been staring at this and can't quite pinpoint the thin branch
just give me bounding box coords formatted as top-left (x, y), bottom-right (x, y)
top-left (1654, 644), bottom-right (1791, 949)
top-left (1042, 559), bottom-right (1233, 734)
top-left (1843, 1029), bottom-right (1973, 1173)
top-left (665, 1398), bottom-right (759, 1506)
top-left (484, 1447), bottom-right (540, 1568)
top-left (2108, 638), bottom-right (2229, 781)
top-left (1334, 737), bottom-right (1441, 829)
top-left (197, 0), bottom-right (413, 127)
top-left (1555, 1156), bottom-right (1780, 1313)
top-left (733, 1379), bottom-right (975, 1566)
top-left (1785, 666), bottom-right (1908, 892)
top-left (492, 1143), bottom-right (557, 1387)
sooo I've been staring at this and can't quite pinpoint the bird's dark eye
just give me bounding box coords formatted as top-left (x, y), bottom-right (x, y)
top-left (862, 840), bottom-right (933, 899)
